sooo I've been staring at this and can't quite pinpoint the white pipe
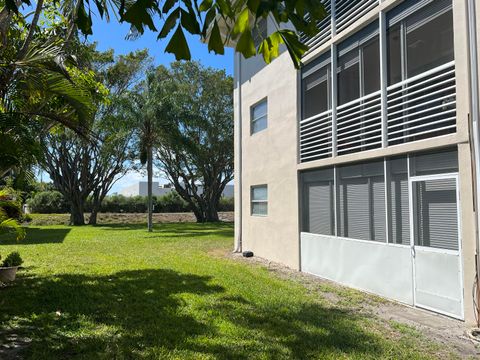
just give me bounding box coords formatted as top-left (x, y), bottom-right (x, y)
top-left (234, 52), bottom-right (243, 253)
top-left (467, 0), bottom-right (480, 323)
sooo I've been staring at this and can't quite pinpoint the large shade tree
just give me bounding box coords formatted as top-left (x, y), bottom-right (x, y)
top-left (150, 61), bottom-right (233, 223)
top-left (43, 48), bottom-right (151, 225)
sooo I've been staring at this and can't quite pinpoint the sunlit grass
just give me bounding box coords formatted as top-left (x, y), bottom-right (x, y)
top-left (0, 223), bottom-right (455, 359)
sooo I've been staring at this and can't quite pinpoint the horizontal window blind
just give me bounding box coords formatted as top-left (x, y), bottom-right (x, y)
top-left (306, 181), bottom-right (334, 235)
top-left (414, 178), bottom-right (458, 250)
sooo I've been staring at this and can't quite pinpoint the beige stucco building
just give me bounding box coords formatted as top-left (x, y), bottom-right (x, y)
top-left (234, 0), bottom-right (480, 325)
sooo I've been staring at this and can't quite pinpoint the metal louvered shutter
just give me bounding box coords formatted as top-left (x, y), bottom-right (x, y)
top-left (307, 182), bottom-right (334, 235)
top-left (339, 179), bottom-right (370, 240)
top-left (414, 178), bottom-right (458, 251)
top-left (390, 175), bottom-right (410, 245)
top-left (372, 178), bottom-right (386, 242)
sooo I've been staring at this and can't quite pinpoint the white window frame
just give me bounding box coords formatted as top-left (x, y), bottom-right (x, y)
top-left (251, 185), bottom-right (268, 216)
top-left (250, 98), bottom-right (268, 135)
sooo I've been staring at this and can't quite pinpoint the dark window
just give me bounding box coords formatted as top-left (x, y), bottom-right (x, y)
top-left (303, 65), bottom-right (330, 118)
top-left (387, 0), bottom-right (454, 84)
top-left (337, 22), bottom-right (380, 105)
top-left (337, 48), bottom-right (360, 105)
top-left (406, 10), bottom-right (454, 77)
top-left (363, 37), bottom-right (381, 95)
top-left (387, 25), bottom-right (402, 85)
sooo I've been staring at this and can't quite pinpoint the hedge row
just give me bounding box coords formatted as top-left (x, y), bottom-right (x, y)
top-left (27, 191), bottom-right (234, 214)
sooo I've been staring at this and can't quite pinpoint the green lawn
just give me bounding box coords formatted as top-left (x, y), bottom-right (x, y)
top-left (0, 223), bottom-right (454, 359)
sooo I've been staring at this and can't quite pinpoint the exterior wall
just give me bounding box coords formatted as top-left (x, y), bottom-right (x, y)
top-left (235, 0), bottom-right (480, 323)
top-left (119, 182), bottom-right (168, 197)
top-left (235, 51), bottom-right (300, 269)
top-left (119, 183), bottom-right (141, 197)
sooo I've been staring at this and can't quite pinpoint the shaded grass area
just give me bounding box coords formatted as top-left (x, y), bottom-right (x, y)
top-left (0, 223), bottom-right (454, 359)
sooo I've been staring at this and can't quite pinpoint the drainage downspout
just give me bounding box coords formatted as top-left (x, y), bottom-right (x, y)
top-left (234, 52), bottom-right (243, 253)
top-left (467, 0), bottom-right (480, 326)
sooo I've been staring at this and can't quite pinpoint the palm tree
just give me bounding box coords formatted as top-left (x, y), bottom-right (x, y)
top-left (127, 73), bottom-right (167, 232)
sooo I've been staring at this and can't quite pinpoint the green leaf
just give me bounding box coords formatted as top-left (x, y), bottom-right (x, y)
top-left (295, 0), bottom-right (306, 17)
top-left (235, 29), bottom-right (256, 59)
top-left (165, 25), bottom-right (191, 60)
top-left (208, 20), bottom-right (224, 55)
top-left (202, 7), bottom-right (216, 35)
top-left (162, 0), bottom-right (176, 13)
top-left (121, 0), bottom-right (158, 33)
top-left (198, 0), bottom-right (212, 12)
top-left (246, 0), bottom-right (261, 15)
top-left (158, 8), bottom-right (180, 39)
top-left (77, 1), bottom-right (93, 36)
top-left (215, 0), bottom-right (233, 18)
top-left (232, 8), bottom-right (250, 38)
top-left (5, 0), bottom-right (30, 13)
top-left (180, 8), bottom-right (201, 34)
top-left (93, 0), bottom-right (105, 18)
top-left (278, 30), bottom-right (308, 69)
top-left (258, 32), bottom-right (283, 64)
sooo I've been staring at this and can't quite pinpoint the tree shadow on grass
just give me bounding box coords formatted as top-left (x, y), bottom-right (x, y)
top-left (1, 227), bottom-right (71, 245)
top-left (98, 222), bottom-right (234, 239)
top-left (0, 269), bottom-right (223, 359)
top-left (0, 268), bottom-right (393, 359)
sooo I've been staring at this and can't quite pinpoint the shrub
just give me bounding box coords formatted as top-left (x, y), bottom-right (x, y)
top-left (0, 187), bottom-right (22, 220)
top-left (155, 192), bottom-right (189, 213)
top-left (2, 251), bottom-right (23, 267)
top-left (0, 187), bottom-right (25, 241)
top-left (27, 191), bottom-right (69, 213)
top-left (218, 197), bottom-right (234, 212)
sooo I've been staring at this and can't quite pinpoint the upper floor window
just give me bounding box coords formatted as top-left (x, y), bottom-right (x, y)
top-left (301, 52), bottom-right (331, 119)
top-left (251, 185), bottom-right (268, 215)
top-left (387, 0), bottom-right (453, 85)
top-left (337, 21), bottom-right (380, 106)
top-left (251, 99), bottom-right (267, 134)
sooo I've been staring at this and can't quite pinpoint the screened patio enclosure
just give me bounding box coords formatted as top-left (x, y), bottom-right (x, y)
top-left (300, 148), bottom-right (464, 319)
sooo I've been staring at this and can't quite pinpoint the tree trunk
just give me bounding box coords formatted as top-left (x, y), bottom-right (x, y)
top-left (70, 202), bottom-right (85, 225)
top-left (88, 207), bottom-right (98, 225)
top-left (147, 146), bottom-right (153, 232)
top-left (205, 197), bottom-right (220, 222)
top-left (88, 193), bottom-right (101, 225)
top-left (192, 205), bottom-right (206, 223)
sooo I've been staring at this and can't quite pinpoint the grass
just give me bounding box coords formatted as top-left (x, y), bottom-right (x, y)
top-left (0, 223), bottom-right (456, 359)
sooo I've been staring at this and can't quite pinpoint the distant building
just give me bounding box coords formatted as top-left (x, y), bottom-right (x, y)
top-left (119, 182), bottom-right (234, 198)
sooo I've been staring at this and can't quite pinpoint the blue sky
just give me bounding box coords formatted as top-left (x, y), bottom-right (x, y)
top-left (90, 15), bottom-right (234, 74)
top-left (91, 17), bottom-right (234, 193)
top-left (41, 14), bottom-right (234, 194)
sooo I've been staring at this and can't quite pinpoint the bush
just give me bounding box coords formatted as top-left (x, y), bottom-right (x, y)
top-left (218, 197), bottom-right (234, 212)
top-left (27, 191), bottom-right (69, 213)
top-left (155, 192), bottom-right (189, 213)
top-left (0, 187), bottom-right (23, 220)
top-left (28, 190), bottom-right (233, 214)
top-left (2, 251), bottom-right (23, 267)
top-left (98, 194), bottom-right (148, 213)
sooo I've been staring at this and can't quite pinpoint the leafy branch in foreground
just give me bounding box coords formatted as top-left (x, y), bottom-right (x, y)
top-left (2, 0), bottom-right (327, 68)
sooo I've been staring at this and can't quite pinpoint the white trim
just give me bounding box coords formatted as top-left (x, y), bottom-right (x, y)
top-left (300, 231), bottom-right (409, 249)
top-left (408, 172), bottom-right (464, 320)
